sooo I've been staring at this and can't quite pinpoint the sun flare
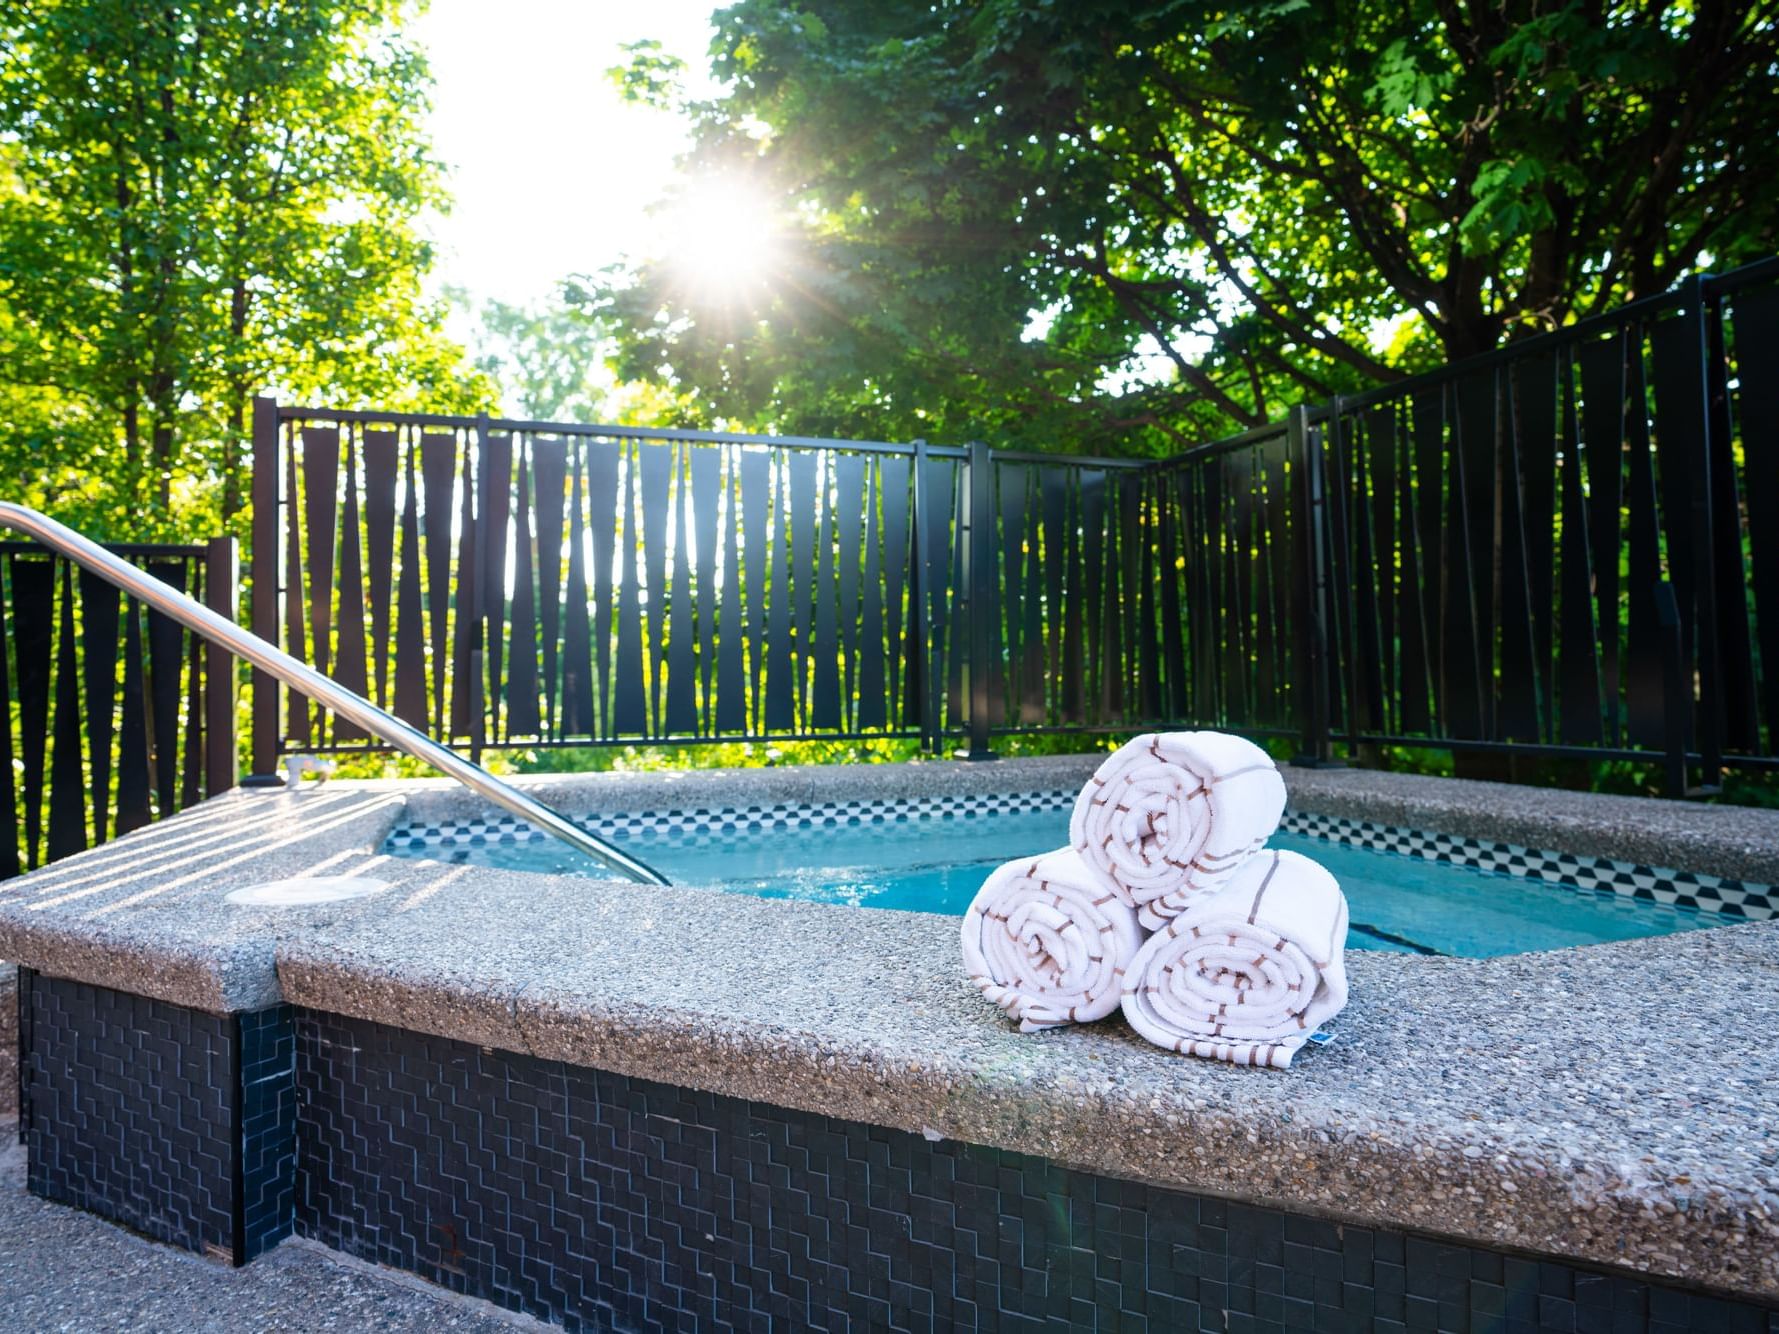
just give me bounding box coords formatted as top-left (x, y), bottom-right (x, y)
top-left (656, 175), bottom-right (782, 301)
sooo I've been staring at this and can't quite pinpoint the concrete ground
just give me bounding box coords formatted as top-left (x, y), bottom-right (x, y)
top-left (0, 1125), bottom-right (542, 1333)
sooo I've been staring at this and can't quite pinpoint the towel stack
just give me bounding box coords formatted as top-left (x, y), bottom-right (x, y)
top-left (960, 731), bottom-right (1349, 1069)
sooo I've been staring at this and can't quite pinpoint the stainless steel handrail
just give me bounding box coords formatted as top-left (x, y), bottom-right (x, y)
top-left (0, 502), bottom-right (671, 886)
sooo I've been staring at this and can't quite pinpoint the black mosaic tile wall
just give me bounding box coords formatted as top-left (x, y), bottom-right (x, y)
top-left (19, 971), bottom-right (295, 1264)
top-left (239, 1004), bottom-right (297, 1261)
top-left (23, 971), bottom-right (239, 1259)
top-left (294, 1008), bottom-right (1779, 1334)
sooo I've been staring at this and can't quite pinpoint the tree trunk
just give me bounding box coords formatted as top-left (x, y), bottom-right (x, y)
top-left (222, 276), bottom-right (250, 524)
top-left (116, 163), bottom-right (143, 503)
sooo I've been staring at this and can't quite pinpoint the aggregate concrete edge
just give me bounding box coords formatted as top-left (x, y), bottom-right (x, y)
top-left (0, 786), bottom-right (413, 1014)
top-left (274, 904), bottom-right (1779, 1305)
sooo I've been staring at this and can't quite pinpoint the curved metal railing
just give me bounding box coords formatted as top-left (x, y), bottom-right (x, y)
top-left (0, 502), bottom-right (671, 886)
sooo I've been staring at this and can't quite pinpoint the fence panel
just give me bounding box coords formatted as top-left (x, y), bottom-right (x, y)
top-left (978, 428), bottom-right (1302, 745)
top-left (256, 413), bottom-right (969, 758)
top-left (0, 541), bottom-right (229, 879)
top-left (1309, 259), bottom-right (1779, 784)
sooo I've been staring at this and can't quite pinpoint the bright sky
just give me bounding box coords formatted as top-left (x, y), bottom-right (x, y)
top-left (410, 0), bottom-right (721, 312)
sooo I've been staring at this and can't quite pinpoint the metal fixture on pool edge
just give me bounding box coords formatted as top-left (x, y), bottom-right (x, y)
top-left (0, 501), bottom-right (671, 887)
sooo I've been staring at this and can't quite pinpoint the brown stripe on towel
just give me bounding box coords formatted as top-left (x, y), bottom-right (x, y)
top-left (1247, 851), bottom-right (1283, 924)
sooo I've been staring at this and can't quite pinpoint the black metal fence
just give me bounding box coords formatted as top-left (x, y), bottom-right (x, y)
top-left (1289, 260), bottom-right (1779, 793)
top-left (249, 411), bottom-right (977, 763)
top-left (0, 540), bottom-right (237, 878)
top-left (252, 256), bottom-right (1779, 794)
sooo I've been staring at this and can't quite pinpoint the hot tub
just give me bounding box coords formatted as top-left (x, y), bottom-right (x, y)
top-left (379, 791), bottom-right (1760, 959)
top-left (2, 756), bottom-right (1776, 1331)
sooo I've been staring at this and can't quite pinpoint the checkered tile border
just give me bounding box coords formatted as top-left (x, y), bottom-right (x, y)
top-left (384, 788), bottom-right (1079, 854)
top-left (1282, 810), bottom-right (1775, 922)
top-left (383, 790), bottom-right (1773, 923)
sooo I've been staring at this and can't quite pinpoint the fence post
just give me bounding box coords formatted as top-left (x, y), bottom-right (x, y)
top-left (1654, 581), bottom-right (1690, 799)
top-left (247, 395), bottom-right (281, 780)
top-left (203, 536), bottom-right (241, 797)
top-left (1289, 403), bottom-right (1339, 767)
top-left (1684, 273), bottom-right (1725, 793)
top-left (472, 413), bottom-right (491, 754)
top-left (963, 440), bottom-right (997, 760)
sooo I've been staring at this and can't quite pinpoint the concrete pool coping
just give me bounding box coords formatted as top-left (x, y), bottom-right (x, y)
top-left (2, 756), bottom-right (1777, 1301)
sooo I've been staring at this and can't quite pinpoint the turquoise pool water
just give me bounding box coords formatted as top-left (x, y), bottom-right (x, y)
top-left (386, 807), bottom-right (1724, 958)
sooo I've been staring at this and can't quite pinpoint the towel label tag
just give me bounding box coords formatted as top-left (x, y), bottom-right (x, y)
top-left (1307, 1031), bottom-right (1335, 1046)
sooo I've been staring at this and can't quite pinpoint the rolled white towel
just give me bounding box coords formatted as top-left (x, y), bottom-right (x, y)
top-left (1120, 848), bottom-right (1348, 1068)
top-left (1070, 731), bottom-right (1286, 921)
top-left (961, 847), bottom-right (1145, 1033)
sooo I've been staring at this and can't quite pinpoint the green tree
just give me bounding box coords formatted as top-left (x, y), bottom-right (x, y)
top-left (0, 0), bottom-right (485, 537)
top-left (459, 287), bottom-right (618, 423)
top-left (457, 281), bottom-right (710, 428)
top-left (596, 0), bottom-right (1779, 454)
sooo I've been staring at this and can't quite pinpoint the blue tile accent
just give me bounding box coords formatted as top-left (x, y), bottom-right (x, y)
top-left (238, 1004), bottom-right (296, 1261)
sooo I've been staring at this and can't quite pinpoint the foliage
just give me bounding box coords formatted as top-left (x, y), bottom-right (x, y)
top-left (0, 0), bottom-right (486, 539)
top-left (593, 0), bottom-right (1779, 455)
top-left (327, 729), bottom-right (1133, 781)
top-left (330, 732), bottom-right (1779, 810)
top-left (454, 284), bottom-right (699, 428)
top-left (457, 287), bottom-right (617, 423)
